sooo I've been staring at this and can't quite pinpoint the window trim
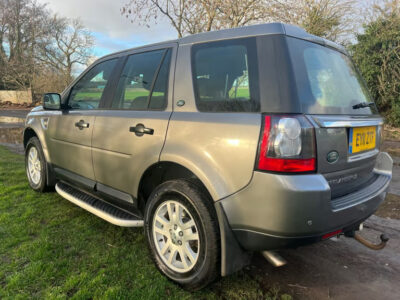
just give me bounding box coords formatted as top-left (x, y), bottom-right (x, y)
top-left (107, 48), bottom-right (173, 112)
top-left (191, 37), bottom-right (260, 113)
top-left (65, 57), bottom-right (120, 111)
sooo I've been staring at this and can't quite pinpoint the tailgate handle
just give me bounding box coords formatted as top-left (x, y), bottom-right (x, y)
top-left (130, 124), bottom-right (154, 137)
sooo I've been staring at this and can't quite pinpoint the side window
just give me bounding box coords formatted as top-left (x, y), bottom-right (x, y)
top-left (68, 59), bottom-right (117, 110)
top-left (112, 49), bottom-right (171, 110)
top-left (149, 50), bottom-right (171, 110)
top-left (192, 38), bottom-right (259, 112)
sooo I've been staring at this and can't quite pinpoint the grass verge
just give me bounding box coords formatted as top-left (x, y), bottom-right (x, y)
top-left (0, 146), bottom-right (290, 299)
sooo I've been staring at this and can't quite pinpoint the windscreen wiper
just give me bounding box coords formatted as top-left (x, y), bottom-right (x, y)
top-left (352, 102), bottom-right (376, 109)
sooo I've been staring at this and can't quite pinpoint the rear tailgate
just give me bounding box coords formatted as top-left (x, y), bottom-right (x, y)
top-left (310, 115), bottom-right (383, 198)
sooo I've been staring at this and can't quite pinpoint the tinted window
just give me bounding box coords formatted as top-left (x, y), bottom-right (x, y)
top-left (150, 50), bottom-right (171, 109)
top-left (288, 37), bottom-right (375, 115)
top-left (192, 38), bottom-right (259, 112)
top-left (112, 49), bottom-right (170, 110)
top-left (69, 59), bottom-right (117, 110)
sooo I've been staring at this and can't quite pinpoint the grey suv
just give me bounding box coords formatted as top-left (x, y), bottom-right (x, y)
top-left (24, 23), bottom-right (393, 290)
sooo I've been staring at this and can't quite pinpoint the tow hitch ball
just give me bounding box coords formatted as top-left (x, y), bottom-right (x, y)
top-left (345, 224), bottom-right (389, 250)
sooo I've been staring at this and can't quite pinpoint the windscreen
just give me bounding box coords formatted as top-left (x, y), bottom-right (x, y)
top-left (287, 37), bottom-right (376, 115)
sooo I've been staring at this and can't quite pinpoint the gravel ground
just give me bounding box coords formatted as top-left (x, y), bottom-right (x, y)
top-left (248, 215), bottom-right (400, 300)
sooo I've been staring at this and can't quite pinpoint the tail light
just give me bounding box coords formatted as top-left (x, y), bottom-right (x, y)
top-left (257, 115), bottom-right (316, 173)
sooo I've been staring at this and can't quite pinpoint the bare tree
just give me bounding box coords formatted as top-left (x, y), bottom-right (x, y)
top-left (0, 0), bottom-right (95, 103)
top-left (216, 0), bottom-right (269, 28)
top-left (36, 17), bottom-right (94, 84)
top-left (121, 0), bottom-right (362, 43)
top-left (370, 0), bottom-right (400, 20)
top-left (0, 0), bottom-right (50, 90)
top-left (266, 0), bottom-right (357, 43)
top-left (121, 0), bottom-right (269, 37)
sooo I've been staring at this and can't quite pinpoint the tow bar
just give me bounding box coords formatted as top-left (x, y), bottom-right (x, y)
top-left (353, 233), bottom-right (389, 250)
top-left (345, 224), bottom-right (389, 250)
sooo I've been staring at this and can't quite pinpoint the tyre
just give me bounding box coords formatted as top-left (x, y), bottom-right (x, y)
top-left (25, 137), bottom-right (47, 192)
top-left (144, 179), bottom-right (220, 290)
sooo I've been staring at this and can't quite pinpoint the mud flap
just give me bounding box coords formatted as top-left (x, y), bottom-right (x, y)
top-left (215, 202), bottom-right (251, 276)
top-left (46, 162), bottom-right (56, 186)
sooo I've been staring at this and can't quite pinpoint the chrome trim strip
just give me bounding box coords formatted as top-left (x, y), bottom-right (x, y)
top-left (55, 183), bottom-right (144, 227)
top-left (348, 149), bottom-right (379, 162)
top-left (310, 115), bottom-right (383, 128)
top-left (322, 120), bottom-right (383, 127)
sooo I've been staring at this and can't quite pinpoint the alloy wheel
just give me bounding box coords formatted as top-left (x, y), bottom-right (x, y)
top-left (152, 200), bottom-right (200, 273)
top-left (27, 146), bottom-right (41, 185)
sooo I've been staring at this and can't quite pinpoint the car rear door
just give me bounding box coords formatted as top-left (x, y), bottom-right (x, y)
top-left (91, 44), bottom-right (176, 202)
top-left (47, 58), bottom-right (119, 183)
top-left (286, 36), bottom-right (384, 199)
top-left (311, 116), bottom-right (383, 198)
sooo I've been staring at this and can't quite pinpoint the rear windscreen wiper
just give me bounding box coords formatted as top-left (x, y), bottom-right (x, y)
top-left (352, 102), bottom-right (376, 109)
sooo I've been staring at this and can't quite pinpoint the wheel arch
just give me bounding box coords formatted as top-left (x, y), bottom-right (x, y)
top-left (137, 161), bottom-right (213, 213)
top-left (23, 126), bottom-right (55, 187)
top-left (23, 127), bottom-right (38, 149)
top-left (138, 160), bottom-right (250, 277)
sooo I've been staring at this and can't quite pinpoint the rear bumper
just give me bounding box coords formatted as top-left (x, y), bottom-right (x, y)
top-left (218, 152), bottom-right (393, 251)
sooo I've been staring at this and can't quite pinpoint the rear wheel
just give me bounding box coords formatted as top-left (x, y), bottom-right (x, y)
top-left (25, 137), bottom-right (47, 192)
top-left (144, 179), bottom-right (220, 290)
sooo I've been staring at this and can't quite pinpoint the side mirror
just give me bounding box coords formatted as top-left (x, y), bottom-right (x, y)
top-left (43, 93), bottom-right (61, 110)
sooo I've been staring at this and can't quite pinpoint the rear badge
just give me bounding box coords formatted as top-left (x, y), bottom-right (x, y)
top-left (327, 151), bottom-right (339, 164)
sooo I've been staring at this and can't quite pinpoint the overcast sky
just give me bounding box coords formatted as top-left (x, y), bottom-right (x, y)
top-left (38, 0), bottom-right (177, 57)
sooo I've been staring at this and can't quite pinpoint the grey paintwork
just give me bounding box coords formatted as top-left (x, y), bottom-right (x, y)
top-left (24, 23), bottom-right (393, 257)
top-left (219, 152), bottom-right (392, 241)
top-left (47, 111), bottom-right (96, 180)
top-left (92, 110), bottom-right (172, 197)
top-left (89, 43), bottom-right (177, 198)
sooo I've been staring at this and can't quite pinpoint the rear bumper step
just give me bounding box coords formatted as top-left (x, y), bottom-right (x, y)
top-left (55, 182), bottom-right (143, 227)
top-left (331, 172), bottom-right (391, 212)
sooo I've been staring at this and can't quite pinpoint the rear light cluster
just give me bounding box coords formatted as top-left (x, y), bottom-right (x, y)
top-left (257, 115), bottom-right (316, 173)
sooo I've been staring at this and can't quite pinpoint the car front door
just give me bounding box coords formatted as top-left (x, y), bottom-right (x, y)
top-left (91, 44), bottom-right (176, 203)
top-left (47, 58), bottom-right (119, 183)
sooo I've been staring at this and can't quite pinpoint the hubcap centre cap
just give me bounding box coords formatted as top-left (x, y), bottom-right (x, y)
top-left (170, 225), bottom-right (183, 244)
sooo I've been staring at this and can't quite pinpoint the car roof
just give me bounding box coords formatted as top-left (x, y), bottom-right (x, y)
top-left (99, 22), bottom-right (347, 61)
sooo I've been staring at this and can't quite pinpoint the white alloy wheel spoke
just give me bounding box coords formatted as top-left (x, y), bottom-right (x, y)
top-left (185, 232), bottom-right (199, 242)
top-left (28, 147), bottom-right (41, 185)
top-left (183, 244), bottom-right (196, 264)
top-left (160, 242), bottom-right (170, 255)
top-left (167, 202), bottom-right (174, 222)
top-left (168, 249), bottom-right (177, 264)
top-left (182, 219), bottom-right (195, 230)
top-left (178, 248), bottom-right (189, 269)
top-left (154, 227), bottom-right (169, 237)
top-left (155, 215), bottom-right (168, 228)
top-left (152, 200), bottom-right (200, 273)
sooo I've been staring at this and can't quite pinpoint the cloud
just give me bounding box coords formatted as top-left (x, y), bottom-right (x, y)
top-left (38, 0), bottom-right (177, 55)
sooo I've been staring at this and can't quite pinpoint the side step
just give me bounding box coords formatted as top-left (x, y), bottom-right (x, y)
top-left (55, 182), bottom-right (143, 227)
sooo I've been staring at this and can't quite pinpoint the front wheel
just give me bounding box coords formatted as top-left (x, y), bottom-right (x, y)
top-left (144, 179), bottom-right (220, 291)
top-left (25, 137), bottom-right (47, 192)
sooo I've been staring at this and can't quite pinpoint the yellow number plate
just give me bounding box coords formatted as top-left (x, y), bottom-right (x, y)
top-left (349, 126), bottom-right (376, 154)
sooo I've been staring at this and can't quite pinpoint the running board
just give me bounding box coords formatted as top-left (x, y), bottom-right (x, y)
top-left (55, 182), bottom-right (143, 227)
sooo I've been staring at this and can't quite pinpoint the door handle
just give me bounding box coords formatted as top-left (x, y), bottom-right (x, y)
top-left (75, 120), bottom-right (89, 129)
top-left (129, 124), bottom-right (154, 137)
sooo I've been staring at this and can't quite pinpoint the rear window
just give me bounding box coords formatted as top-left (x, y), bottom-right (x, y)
top-left (288, 37), bottom-right (375, 115)
top-left (192, 38), bottom-right (260, 112)
top-left (112, 49), bottom-right (170, 110)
